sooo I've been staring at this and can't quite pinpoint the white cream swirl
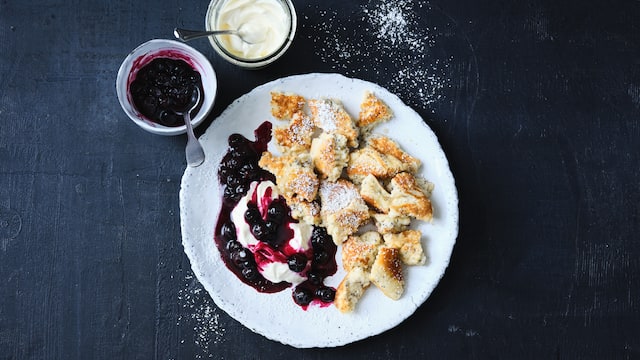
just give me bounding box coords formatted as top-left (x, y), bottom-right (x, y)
top-left (230, 180), bottom-right (311, 285)
top-left (214, 0), bottom-right (290, 60)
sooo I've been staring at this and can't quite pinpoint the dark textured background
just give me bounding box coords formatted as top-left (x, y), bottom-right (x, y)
top-left (1, 0), bottom-right (638, 358)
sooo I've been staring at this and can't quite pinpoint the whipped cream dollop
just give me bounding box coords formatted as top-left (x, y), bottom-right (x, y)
top-left (213, 0), bottom-right (290, 60)
top-left (230, 180), bottom-right (312, 285)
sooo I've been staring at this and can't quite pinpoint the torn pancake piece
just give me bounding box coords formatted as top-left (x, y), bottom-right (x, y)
top-left (369, 246), bottom-right (404, 300)
top-left (367, 135), bottom-right (420, 174)
top-left (318, 179), bottom-right (370, 245)
top-left (273, 111), bottom-right (315, 153)
top-left (371, 212), bottom-right (411, 235)
top-left (359, 174), bottom-right (392, 213)
top-left (287, 197), bottom-right (321, 225)
top-left (310, 132), bottom-right (350, 182)
top-left (388, 172), bottom-right (434, 222)
top-left (309, 98), bottom-right (359, 148)
top-left (270, 91), bottom-right (306, 120)
top-left (334, 267), bottom-right (371, 313)
top-left (259, 152), bottom-right (319, 202)
top-left (342, 231), bottom-right (383, 272)
top-left (383, 230), bottom-right (427, 266)
top-left (358, 91), bottom-right (393, 131)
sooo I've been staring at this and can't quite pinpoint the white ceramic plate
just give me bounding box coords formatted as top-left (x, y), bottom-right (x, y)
top-left (179, 73), bottom-right (458, 348)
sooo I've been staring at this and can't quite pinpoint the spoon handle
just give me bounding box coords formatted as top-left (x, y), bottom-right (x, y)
top-left (184, 110), bottom-right (205, 167)
top-left (174, 28), bottom-right (237, 42)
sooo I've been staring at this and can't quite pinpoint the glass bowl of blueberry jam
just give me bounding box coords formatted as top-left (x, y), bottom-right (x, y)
top-left (116, 39), bottom-right (217, 136)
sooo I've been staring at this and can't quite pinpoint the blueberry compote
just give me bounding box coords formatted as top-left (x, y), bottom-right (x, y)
top-left (214, 121), bottom-right (338, 309)
top-left (129, 57), bottom-right (203, 127)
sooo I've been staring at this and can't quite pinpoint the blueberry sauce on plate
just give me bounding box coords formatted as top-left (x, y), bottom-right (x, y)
top-left (214, 121), bottom-right (338, 308)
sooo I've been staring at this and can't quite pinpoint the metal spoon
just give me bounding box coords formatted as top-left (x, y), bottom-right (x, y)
top-left (174, 24), bottom-right (263, 44)
top-left (173, 87), bottom-right (205, 167)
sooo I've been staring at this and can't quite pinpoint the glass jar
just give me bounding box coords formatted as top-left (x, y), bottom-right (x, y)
top-left (205, 0), bottom-right (297, 69)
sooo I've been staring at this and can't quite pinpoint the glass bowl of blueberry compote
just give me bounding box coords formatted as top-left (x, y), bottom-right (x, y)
top-left (116, 39), bottom-right (217, 136)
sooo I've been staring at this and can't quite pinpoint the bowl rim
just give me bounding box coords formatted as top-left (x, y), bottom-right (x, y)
top-left (116, 39), bottom-right (217, 136)
top-left (204, 0), bottom-right (297, 69)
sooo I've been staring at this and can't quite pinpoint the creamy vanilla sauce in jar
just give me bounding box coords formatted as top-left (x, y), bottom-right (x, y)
top-left (213, 0), bottom-right (291, 60)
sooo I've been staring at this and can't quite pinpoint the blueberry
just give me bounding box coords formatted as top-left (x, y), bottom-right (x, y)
top-left (239, 162), bottom-right (258, 180)
top-left (226, 175), bottom-right (242, 187)
top-left (221, 221), bottom-right (236, 241)
top-left (311, 226), bottom-right (328, 247)
top-left (164, 113), bottom-right (182, 127)
top-left (292, 287), bottom-right (313, 306)
top-left (188, 74), bottom-right (199, 84)
top-left (311, 242), bottom-right (324, 253)
top-left (251, 223), bottom-right (267, 240)
top-left (222, 157), bottom-right (240, 170)
top-left (244, 204), bottom-right (261, 223)
top-left (228, 134), bottom-right (245, 148)
top-left (237, 249), bottom-right (251, 261)
top-left (150, 86), bottom-right (162, 97)
top-left (265, 236), bottom-right (281, 249)
top-left (233, 144), bottom-right (256, 158)
top-left (242, 267), bottom-right (258, 280)
top-left (232, 249), bottom-right (251, 266)
top-left (154, 59), bottom-right (167, 71)
top-left (223, 186), bottom-right (238, 201)
top-left (156, 73), bottom-right (169, 86)
top-left (224, 185), bottom-right (244, 202)
top-left (141, 96), bottom-right (158, 114)
top-left (306, 271), bottom-right (322, 285)
top-left (313, 251), bottom-right (329, 265)
top-left (218, 166), bottom-right (231, 180)
top-left (287, 253), bottom-right (307, 273)
top-left (264, 220), bottom-right (278, 235)
top-left (234, 183), bottom-right (248, 197)
top-left (315, 286), bottom-right (336, 302)
top-left (267, 201), bottom-right (287, 222)
top-left (226, 240), bottom-right (242, 253)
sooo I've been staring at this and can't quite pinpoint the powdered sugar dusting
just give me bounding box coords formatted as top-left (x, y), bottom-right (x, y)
top-left (319, 181), bottom-right (359, 214)
top-left (178, 272), bottom-right (226, 358)
top-left (289, 113), bottom-right (315, 146)
top-left (293, 114), bottom-right (314, 137)
top-left (313, 100), bottom-right (339, 132)
top-left (305, 0), bottom-right (453, 113)
top-left (363, 0), bottom-right (424, 51)
top-left (390, 60), bottom-right (449, 107)
top-left (290, 171), bottom-right (318, 200)
top-left (338, 211), bottom-right (365, 231)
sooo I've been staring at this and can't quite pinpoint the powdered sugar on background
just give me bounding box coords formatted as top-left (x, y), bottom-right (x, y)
top-left (305, 0), bottom-right (452, 113)
top-left (364, 0), bottom-right (428, 52)
top-left (178, 272), bottom-right (226, 359)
